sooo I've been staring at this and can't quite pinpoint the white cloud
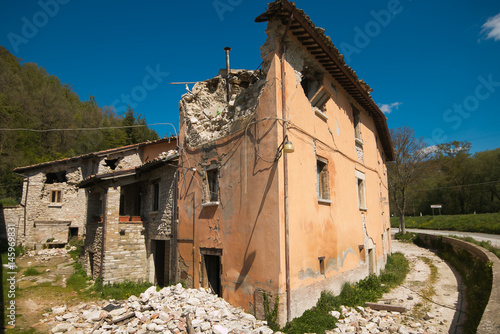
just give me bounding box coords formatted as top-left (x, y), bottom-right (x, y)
top-left (379, 102), bottom-right (402, 114)
top-left (481, 13), bottom-right (500, 41)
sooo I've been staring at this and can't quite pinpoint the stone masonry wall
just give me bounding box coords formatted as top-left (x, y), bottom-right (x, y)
top-left (0, 206), bottom-right (24, 246)
top-left (143, 165), bottom-right (176, 240)
top-left (96, 150), bottom-right (143, 175)
top-left (24, 164), bottom-right (87, 248)
top-left (102, 186), bottom-right (148, 284)
top-left (83, 223), bottom-right (103, 279)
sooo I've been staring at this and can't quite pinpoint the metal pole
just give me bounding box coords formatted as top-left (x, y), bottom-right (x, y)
top-left (224, 47), bottom-right (232, 103)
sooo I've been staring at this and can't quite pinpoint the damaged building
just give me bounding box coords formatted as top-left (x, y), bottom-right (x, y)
top-left (11, 137), bottom-right (178, 285)
top-left (6, 0), bottom-right (395, 326)
top-left (176, 0), bottom-right (393, 325)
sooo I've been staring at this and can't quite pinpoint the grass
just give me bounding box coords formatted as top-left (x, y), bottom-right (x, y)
top-left (24, 267), bottom-right (43, 276)
top-left (394, 232), bottom-right (418, 243)
top-left (89, 278), bottom-right (154, 300)
top-left (390, 212), bottom-right (500, 234)
top-left (281, 252), bottom-right (410, 334)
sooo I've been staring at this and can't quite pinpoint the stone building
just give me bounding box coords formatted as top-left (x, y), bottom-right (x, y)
top-left (176, 0), bottom-right (394, 325)
top-left (10, 137), bottom-right (177, 256)
top-left (79, 149), bottom-right (178, 285)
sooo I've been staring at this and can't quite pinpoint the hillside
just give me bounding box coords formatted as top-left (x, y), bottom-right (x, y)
top-left (0, 46), bottom-right (159, 203)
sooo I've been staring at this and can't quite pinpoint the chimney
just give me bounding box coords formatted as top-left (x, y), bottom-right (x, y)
top-left (224, 47), bottom-right (231, 103)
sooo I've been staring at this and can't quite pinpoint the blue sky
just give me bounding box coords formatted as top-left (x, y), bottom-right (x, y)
top-left (1, 0), bottom-right (500, 153)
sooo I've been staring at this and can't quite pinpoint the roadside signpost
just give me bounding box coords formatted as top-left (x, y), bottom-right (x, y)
top-left (430, 204), bottom-right (442, 216)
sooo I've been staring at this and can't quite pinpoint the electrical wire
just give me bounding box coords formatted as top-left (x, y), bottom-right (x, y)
top-left (0, 122), bottom-right (178, 135)
top-left (414, 180), bottom-right (500, 191)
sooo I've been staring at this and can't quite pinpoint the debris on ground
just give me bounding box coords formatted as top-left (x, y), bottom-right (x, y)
top-left (44, 284), bottom-right (273, 334)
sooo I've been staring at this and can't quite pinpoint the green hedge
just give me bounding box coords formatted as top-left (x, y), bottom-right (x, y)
top-left (390, 213), bottom-right (500, 234)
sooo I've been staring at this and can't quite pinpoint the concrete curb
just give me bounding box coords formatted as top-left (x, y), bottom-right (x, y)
top-left (416, 233), bottom-right (500, 333)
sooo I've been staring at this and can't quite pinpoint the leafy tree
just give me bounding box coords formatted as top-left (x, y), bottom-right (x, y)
top-left (388, 127), bottom-right (432, 234)
top-left (0, 46), bottom-right (159, 203)
top-left (434, 141), bottom-right (474, 214)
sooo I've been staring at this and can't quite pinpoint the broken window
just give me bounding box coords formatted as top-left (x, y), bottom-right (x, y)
top-left (355, 170), bottom-right (366, 209)
top-left (152, 181), bottom-right (160, 212)
top-left (310, 87), bottom-right (330, 112)
top-left (104, 157), bottom-right (120, 170)
top-left (46, 171), bottom-right (67, 184)
top-left (50, 190), bottom-right (62, 203)
top-left (316, 158), bottom-right (329, 201)
top-left (301, 72), bottom-right (330, 116)
top-left (205, 168), bottom-right (219, 203)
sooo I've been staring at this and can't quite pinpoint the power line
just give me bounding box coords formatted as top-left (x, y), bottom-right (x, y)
top-left (0, 123), bottom-right (178, 135)
top-left (417, 180), bottom-right (500, 191)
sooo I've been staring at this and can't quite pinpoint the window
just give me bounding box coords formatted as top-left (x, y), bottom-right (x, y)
top-left (104, 157), bottom-right (120, 170)
top-left (50, 190), bottom-right (62, 203)
top-left (152, 181), bottom-right (160, 212)
top-left (310, 87), bottom-right (330, 111)
top-left (301, 75), bottom-right (331, 120)
top-left (355, 170), bottom-right (366, 209)
top-left (207, 169), bottom-right (219, 203)
top-left (316, 158), bottom-right (329, 201)
top-left (318, 256), bottom-right (325, 275)
top-left (46, 171), bottom-right (67, 184)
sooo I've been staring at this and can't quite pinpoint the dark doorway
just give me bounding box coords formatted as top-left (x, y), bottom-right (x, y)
top-left (153, 240), bottom-right (170, 287)
top-left (69, 227), bottom-right (78, 240)
top-left (202, 251), bottom-right (222, 297)
top-left (88, 252), bottom-right (94, 278)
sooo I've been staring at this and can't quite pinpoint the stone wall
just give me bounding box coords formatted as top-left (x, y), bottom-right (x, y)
top-left (83, 222), bottom-right (103, 279)
top-left (23, 164), bottom-right (87, 248)
top-left (417, 233), bottom-right (500, 334)
top-left (96, 150), bottom-right (143, 175)
top-left (180, 70), bottom-right (266, 148)
top-left (0, 205), bottom-right (24, 246)
top-left (143, 165), bottom-right (176, 240)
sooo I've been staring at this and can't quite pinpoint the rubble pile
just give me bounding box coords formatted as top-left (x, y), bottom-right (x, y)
top-left (326, 305), bottom-right (442, 334)
top-left (47, 284), bottom-right (273, 334)
top-left (23, 246), bottom-right (75, 262)
top-left (181, 70), bottom-right (266, 147)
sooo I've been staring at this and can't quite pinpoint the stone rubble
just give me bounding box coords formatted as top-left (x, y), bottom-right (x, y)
top-left (45, 284), bottom-right (274, 334)
top-left (23, 246), bottom-right (76, 262)
top-left (44, 286), bottom-right (447, 334)
top-left (326, 305), bottom-right (441, 334)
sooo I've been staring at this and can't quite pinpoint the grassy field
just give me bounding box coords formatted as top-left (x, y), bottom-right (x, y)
top-left (390, 212), bottom-right (500, 234)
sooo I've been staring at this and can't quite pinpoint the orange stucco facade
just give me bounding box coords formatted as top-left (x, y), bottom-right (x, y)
top-left (176, 1), bottom-right (393, 324)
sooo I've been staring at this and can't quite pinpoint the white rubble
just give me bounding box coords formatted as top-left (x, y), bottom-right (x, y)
top-left (44, 284), bottom-right (447, 333)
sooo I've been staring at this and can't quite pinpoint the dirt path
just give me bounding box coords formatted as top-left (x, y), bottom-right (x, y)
top-left (381, 240), bottom-right (467, 333)
top-left (11, 248), bottom-right (83, 332)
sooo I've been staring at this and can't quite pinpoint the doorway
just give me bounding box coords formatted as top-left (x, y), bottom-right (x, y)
top-left (152, 240), bottom-right (170, 287)
top-left (201, 249), bottom-right (222, 297)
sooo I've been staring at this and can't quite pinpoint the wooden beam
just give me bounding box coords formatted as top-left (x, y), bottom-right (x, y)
top-left (365, 302), bottom-right (407, 313)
